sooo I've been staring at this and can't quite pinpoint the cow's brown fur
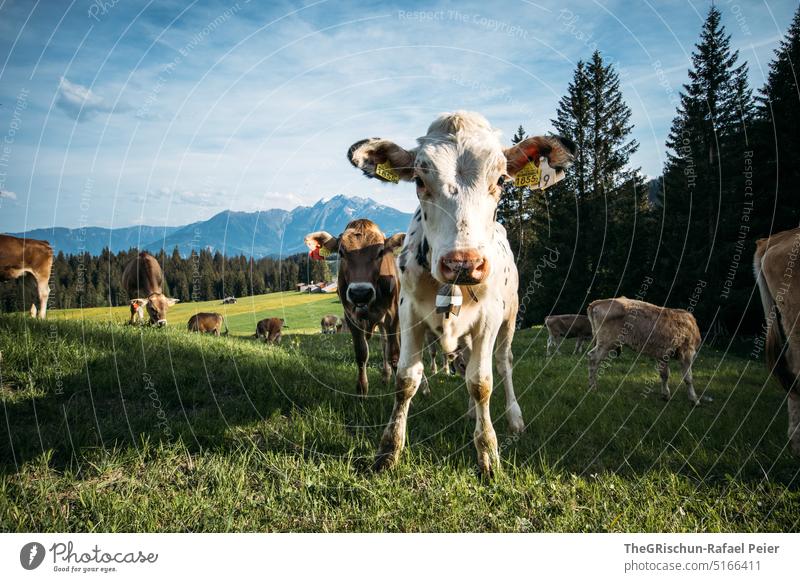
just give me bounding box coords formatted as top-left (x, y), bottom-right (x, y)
top-left (188, 312), bottom-right (227, 336)
top-left (754, 227), bottom-right (800, 455)
top-left (0, 234), bottom-right (53, 319)
top-left (544, 314), bottom-right (593, 355)
top-left (587, 297), bottom-right (702, 404)
top-left (305, 219), bottom-right (404, 396)
top-left (256, 317), bottom-right (285, 344)
top-left (121, 252), bottom-right (178, 325)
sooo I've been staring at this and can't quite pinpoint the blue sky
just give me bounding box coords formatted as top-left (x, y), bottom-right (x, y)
top-left (0, 0), bottom-right (796, 231)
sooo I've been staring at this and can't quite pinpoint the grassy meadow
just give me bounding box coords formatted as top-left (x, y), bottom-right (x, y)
top-left (50, 290), bottom-right (343, 335)
top-left (0, 297), bottom-right (798, 532)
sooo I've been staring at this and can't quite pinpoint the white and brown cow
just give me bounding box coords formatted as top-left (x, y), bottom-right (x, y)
top-left (754, 227), bottom-right (800, 456)
top-left (348, 111), bottom-right (575, 476)
top-left (121, 252), bottom-right (179, 326)
top-left (0, 234), bottom-right (53, 319)
top-left (305, 220), bottom-right (405, 396)
top-left (587, 297), bottom-right (702, 404)
top-left (544, 314), bottom-right (593, 355)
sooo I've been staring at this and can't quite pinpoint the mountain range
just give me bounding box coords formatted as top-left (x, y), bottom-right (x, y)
top-left (6, 196), bottom-right (413, 258)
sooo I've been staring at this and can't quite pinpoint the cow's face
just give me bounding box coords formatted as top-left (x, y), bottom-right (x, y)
top-left (144, 293), bottom-right (179, 326)
top-left (348, 111), bottom-right (576, 285)
top-left (305, 220), bottom-right (404, 317)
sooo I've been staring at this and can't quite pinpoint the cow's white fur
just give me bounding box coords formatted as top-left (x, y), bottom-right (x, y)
top-left (349, 111), bottom-right (575, 476)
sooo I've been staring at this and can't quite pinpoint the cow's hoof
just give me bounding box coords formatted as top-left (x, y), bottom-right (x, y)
top-left (372, 451), bottom-right (398, 473)
top-left (701, 395), bottom-right (714, 403)
top-left (506, 404), bottom-right (525, 434)
top-left (661, 394), bottom-right (671, 402)
top-left (356, 385), bottom-right (368, 397)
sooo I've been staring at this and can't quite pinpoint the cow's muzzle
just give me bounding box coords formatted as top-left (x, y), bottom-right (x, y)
top-left (439, 250), bottom-right (489, 285)
top-left (346, 283), bottom-right (376, 316)
top-left (156, 319), bottom-right (168, 327)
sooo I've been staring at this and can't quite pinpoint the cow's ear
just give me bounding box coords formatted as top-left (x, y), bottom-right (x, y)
top-left (304, 231), bottom-right (339, 253)
top-left (133, 298), bottom-right (149, 306)
top-left (348, 138), bottom-right (416, 183)
top-left (384, 232), bottom-right (406, 255)
top-left (503, 135), bottom-right (577, 188)
top-left (167, 298), bottom-right (179, 306)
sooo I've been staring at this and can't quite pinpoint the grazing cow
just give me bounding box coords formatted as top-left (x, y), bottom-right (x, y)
top-left (188, 312), bottom-right (228, 336)
top-left (0, 234), bottom-right (53, 319)
top-left (321, 314), bottom-right (340, 334)
top-left (121, 252), bottom-right (179, 326)
top-left (587, 297), bottom-right (702, 405)
top-left (544, 314), bottom-right (593, 355)
top-left (256, 317), bottom-right (285, 344)
top-left (305, 220), bottom-right (405, 396)
top-left (222, 296), bottom-right (237, 304)
top-left (754, 227), bottom-right (800, 456)
top-left (347, 111), bottom-right (575, 476)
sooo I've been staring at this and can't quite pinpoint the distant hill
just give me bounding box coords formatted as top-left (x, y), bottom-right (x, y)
top-left (6, 195), bottom-right (413, 258)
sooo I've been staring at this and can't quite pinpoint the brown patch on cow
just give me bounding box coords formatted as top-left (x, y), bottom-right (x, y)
top-left (256, 317), bottom-right (285, 344)
top-left (0, 234), bottom-right (53, 319)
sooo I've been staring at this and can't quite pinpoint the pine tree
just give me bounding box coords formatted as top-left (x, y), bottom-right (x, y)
top-left (755, 4), bottom-right (800, 234)
top-left (518, 52), bottom-right (648, 324)
top-left (658, 5), bottom-right (756, 331)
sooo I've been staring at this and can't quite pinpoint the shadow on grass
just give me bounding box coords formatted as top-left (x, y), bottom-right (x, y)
top-left (0, 315), bottom-right (797, 488)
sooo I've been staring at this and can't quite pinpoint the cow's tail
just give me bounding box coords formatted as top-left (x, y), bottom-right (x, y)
top-left (586, 303), bottom-right (600, 337)
top-left (223, 318), bottom-right (230, 336)
top-left (755, 251), bottom-right (797, 392)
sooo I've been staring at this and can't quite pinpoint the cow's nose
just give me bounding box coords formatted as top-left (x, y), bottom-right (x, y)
top-left (157, 319), bottom-right (167, 327)
top-left (439, 250), bottom-right (489, 285)
top-left (347, 283), bottom-right (375, 305)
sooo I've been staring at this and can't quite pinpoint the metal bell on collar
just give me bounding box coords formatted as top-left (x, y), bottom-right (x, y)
top-left (436, 284), bottom-right (462, 319)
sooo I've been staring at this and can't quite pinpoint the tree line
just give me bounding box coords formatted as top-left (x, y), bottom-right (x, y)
top-left (0, 247), bottom-right (333, 312)
top-left (499, 5), bottom-right (800, 336)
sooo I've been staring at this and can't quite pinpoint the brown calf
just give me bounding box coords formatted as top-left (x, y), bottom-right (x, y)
top-left (121, 252), bottom-right (179, 326)
top-left (754, 227), bottom-right (800, 456)
top-left (321, 314), bottom-right (340, 334)
top-left (544, 314), bottom-right (593, 355)
top-left (0, 234), bottom-right (53, 319)
top-left (587, 297), bottom-right (702, 405)
top-left (305, 219), bottom-right (405, 395)
top-left (256, 317), bottom-right (285, 344)
top-left (188, 312), bottom-right (228, 336)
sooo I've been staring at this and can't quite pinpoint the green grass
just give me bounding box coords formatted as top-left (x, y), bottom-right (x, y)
top-left (50, 290), bottom-right (342, 335)
top-left (0, 312), bottom-right (797, 532)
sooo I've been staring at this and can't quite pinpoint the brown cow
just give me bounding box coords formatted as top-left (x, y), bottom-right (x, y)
top-left (121, 252), bottom-right (178, 326)
top-left (256, 317), bottom-right (285, 344)
top-left (587, 297), bottom-right (702, 405)
top-left (305, 219), bottom-right (405, 395)
top-left (754, 227), bottom-right (800, 456)
top-left (188, 312), bottom-right (228, 336)
top-left (321, 314), bottom-right (340, 334)
top-left (544, 314), bottom-right (593, 355)
top-left (0, 234), bottom-right (53, 319)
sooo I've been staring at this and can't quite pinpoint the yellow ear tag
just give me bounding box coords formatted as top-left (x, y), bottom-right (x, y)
top-left (514, 159), bottom-right (541, 188)
top-left (375, 161), bottom-right (400, 183)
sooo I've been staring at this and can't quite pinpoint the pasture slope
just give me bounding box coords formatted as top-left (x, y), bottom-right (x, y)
top-left (0, 305), bottom-right (798, 532)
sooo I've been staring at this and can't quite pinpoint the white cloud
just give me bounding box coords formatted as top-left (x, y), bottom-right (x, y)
top-left (0, 190), bottom-right (18, 200)
top-left (56, 77), bottom-right (126, 121)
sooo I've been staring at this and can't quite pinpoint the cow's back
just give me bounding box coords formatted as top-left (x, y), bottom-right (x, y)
top-left (0, 234), bottom-right (53, 278)
top-left (122, 252), bottom-right (163, 298)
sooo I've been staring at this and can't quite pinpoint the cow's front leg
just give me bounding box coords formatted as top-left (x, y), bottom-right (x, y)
top-left (36, 277), bottom-right (50, 319)
top-left (374, 310), bottom-right (424, 472)
top-left (350, 323), bottom-right (370, 396)
top-left (495, 320), bottom-right (524, 433)
top-left (467, 327), bottom-right (501, 477)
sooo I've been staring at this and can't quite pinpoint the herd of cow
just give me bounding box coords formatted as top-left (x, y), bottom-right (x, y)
top-left (1, 111), bottom-right (798, 476)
